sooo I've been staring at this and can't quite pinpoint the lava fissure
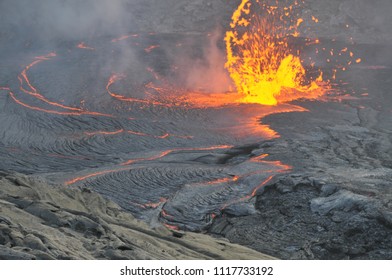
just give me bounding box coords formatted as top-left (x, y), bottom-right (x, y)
top-left (65, 145), bottom-right (234, 185)
top-left (106, 74), bottom-right (170, 107)
top-left (15, 53), bottom-right (112, 117)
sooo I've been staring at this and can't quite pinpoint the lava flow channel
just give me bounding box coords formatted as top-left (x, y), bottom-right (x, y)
top-left (84, 129), bottom-right (192, 140)
top-left (77, 42), bottom-right (95, 51)
top-left (106, 74), bottom-right (169, 107)
top-left (65, 145), bottom-right (234, 185)
top-left (159, 158), bottom-right (290, 231)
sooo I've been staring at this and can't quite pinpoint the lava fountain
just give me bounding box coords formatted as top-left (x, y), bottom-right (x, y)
top-left (225, 0), bottom-right (325, 105)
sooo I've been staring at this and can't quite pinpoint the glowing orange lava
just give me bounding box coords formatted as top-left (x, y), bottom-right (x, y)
top-left (106, 74), bottom-right (168, 107)
top-left (84, 129), bottom-right (192, 140)
top-left (219, 175), bottom-right (275, 211)
top-left (16, 52), bottom-right (111, 117)
top-left (144, 45), bottom-right (160, 53)
top-left (77, 42), bottom-right (95, 50)
top-left (250, 175), bottom-right (275, 197)
top-left (66, 145), bottom-right (233, 185)
top-left (120, 145), bottom-right (233, 166)
top-left (163, 223), bottom-right (179, 231)
top-left (111, 34), bottom-right (139, 43)
top-left (84, 129), bottom-right (125, 136)
top-left (205, 176), bottom-right (240, 185)
top-left (65, 167), bottom-right (131, 185)
top-left (225, 0), bottom-right (325, 105)
top-left (144, 198), bottom-right (168, 209)
top-left (8, 91), bottom-right (103, 116)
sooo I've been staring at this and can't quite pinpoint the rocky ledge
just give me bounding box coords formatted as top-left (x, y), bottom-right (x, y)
top-left (0, 172), bottom-right (273, 260)
top-left (209, 174), bottom-right (392, 259)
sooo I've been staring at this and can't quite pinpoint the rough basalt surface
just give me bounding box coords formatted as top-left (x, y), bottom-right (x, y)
top-left (0, 172), bottom-right (273, 260)
top-left (208, 66), bottom-right (392, 259)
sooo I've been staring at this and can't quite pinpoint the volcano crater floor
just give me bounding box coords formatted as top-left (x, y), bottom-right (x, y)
top-left (1, 34), bottom-right (392, 259)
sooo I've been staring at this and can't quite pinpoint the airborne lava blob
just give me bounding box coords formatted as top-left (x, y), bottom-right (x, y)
top-left (225, 0), bottom-right (325, 105)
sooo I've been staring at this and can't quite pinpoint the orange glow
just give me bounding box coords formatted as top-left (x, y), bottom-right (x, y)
top-left (20, 53), bottom-right (57, 96)
top-left (144, 198), bottom-right (168, 209)
top-left (163, 223), bottom-right (179, 231)
top-left (106, 74), bottom-right (168, 107)
top-left (77, 42), bottom-right (95, 50)
top-left (220, 175), bottom-right (276, 211)
top-left (179, 91), bottom-right (243, 108)
top-left (16, 53), bottom-right (111, 117)
top-left (161, 210), bottom-right (174, 218)
top-left (146, 67), bottom-right (161, 80)
top-left (120, 150), bottom-right (172, 166)
top-left (225, 0), bottom-right (325, 105)
top-left (125, 130), bottom-right (151, 137)
top-left (249, 153), bottom-right (270, 161)
top-left (262, 160), bottom-right (292, 172)
top-left (65, 167), bottom-right (130, 185)
top-left (144, 45), bottom-right (160, 53)
top-left (85, 129), bottom-right (191, 139)
top-left (85, 129), bottom-right (125, 136)
top-left (66, 145), bottom-right (233, 185)
top-left (111, 34), bottom-right (139, 43)
top-left (9, 91), bottom-right (109, 117)
top-left (251, 175), bottom-right (275, 196)
top-left (121, 145), bottom-right (233, 166)
top-left (204, 176), bottom-right (240, 185)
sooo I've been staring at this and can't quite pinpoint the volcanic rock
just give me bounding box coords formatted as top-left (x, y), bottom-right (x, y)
top-left (0, 173), bottom-right (273, 260)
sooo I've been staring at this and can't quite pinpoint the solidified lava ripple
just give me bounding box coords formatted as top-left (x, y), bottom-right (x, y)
top-left (0, 33), bottom-right (297, 231)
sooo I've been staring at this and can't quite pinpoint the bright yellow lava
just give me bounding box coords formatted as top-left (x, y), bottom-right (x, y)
top-left (225, 0), bottom-right (325, 105)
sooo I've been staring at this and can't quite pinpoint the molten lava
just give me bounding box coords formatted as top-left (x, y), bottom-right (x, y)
top-left (66, 145), bottom-right (234, 185)
top-left (84, 129), bottom-right (192, 140)
top-left (106, 74), bottom-right (168, 107)
top-left (225, 0), bottom-right (325, 105)
top-left (15, 52), bottom-right (111, 117)
top-left (77, 42), bottom-right (95, 50)
top-left (144, 45), bottom-right (160, 53)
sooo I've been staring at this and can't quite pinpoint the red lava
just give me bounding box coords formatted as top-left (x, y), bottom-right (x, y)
top-left (84, 129), bottom-right (192, 140)
top-left (219, 175), bottom-right (276, 211)
top-left (65, 145), bottom-right (234, 185)
top-left (111, 34), bottom-right (139, 43)
top-left (65, 167), bottom-right (131, 185)
top-left (106, 74), bottom-right (169, 107)
top-left (77, 42), bottom-right (95, 51)
top-left (144, 198), bottom-right (168, 209)
top-left (14, 52), bottom-right (112, 117)
top-left (144, 45), bottom-right (160, 53)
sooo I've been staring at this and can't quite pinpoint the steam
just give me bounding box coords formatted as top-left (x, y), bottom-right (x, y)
top-left (174, 29), bottom-right (233, 93)
top-left (1, 0), bottom-right (391, 96)
top-left (1, 0), bottom-right (391, 47)
top-left (0, 0), bottom-right (130, 44)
